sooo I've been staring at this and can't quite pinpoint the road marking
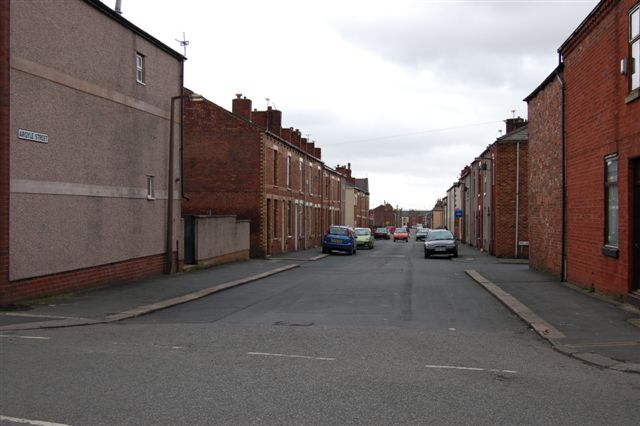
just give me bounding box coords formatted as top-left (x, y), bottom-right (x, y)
top-left (0, 335), bottom-right (50, 340)
top-left (564, 341), bottom-right (639, 348)
top-left (0, 312), bottom-right (86, 320)
top-left (425, 364), bottom-right (517, 374)
top-left (0, 415), bottom-right (69, 426)
top-left (247, 352), bottom-right (336, 361)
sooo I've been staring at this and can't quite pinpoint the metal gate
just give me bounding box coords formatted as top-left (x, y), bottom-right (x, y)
top-left (184, 215), bottom-right (196, 265)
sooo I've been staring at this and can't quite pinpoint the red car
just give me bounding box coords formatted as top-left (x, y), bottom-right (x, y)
top-left (393, 227), bottom-right (409, 242)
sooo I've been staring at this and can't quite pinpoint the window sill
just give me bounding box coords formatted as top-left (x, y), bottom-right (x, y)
top-left (602, 245), bottom-right (619, 258)
top-left (625, 89), bottom-right (639, 104)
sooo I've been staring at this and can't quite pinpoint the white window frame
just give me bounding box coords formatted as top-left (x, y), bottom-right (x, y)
top-left (604, 155), bottom-right (619, 248)
top-left (287, 155), bottom-right (292, 188)
top-left (136, 53), bottom-right (145, 84)
top-left (146, 175), bottom-right (155, 200)
top-left (630, 5), bottom-right (639, 91)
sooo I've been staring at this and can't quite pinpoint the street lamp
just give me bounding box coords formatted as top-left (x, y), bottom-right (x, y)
top-left (166, 93), bottom-right (203, 274)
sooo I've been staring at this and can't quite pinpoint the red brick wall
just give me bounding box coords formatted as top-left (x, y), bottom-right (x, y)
top-left (0, 0), bottom-right (9, 286)
top-left (0, 254), bottom-right (164, 306)
top-left (527, 76), bottom-right (563, 277)
top-left (492, 141), bottom-right (529, 258)
top-left (182, 98), bottom-right (264, 257)
top-left (562, 0), bottom-right (640, 295)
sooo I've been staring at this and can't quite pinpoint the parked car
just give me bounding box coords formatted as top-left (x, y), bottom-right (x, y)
top-left (322, 225), bottom-right (357, 255)
top-left (355, 227), bottom-right (374, 249)
top-left (424, 229), bottom-right (458, 258)
top-left (393, 227), bottom-right (409, 242)
top-left (415, 228), bottom-right (428, 242)
top-left (374, 227), bottom-right (391, 239)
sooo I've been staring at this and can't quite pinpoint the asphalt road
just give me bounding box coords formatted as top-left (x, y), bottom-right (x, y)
top-left (1, 238), bottom-right (639, 425)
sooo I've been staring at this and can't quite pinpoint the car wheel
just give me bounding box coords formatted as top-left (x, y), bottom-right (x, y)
top-left (322, 247), bottom-right (328, 254)
top-left (424, 250), bottom-right (430, 259)
top-left (453, 250), bottom-right (458, 258)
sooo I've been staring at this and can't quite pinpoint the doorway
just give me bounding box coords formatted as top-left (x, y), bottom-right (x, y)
top-left (633, 159), bottom-right (640, 292)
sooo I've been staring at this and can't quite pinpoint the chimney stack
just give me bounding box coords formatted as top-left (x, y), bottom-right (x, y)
top-left (232, 94), bottom-right (252, 121)
top-left (292, 129), bottom-right (302, 148)
top-left (505, 117), bottom-right (527, 134)
top-left (266, 107), bottom-right (282, 137)
top-left (314, 147), bottom-right (321, 159)
top-left (281, 127), bottom-right (293, 143)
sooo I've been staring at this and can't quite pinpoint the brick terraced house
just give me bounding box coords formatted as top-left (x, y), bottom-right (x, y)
top-left (1, 0), bottom-right (185, 304)
top-left (455, 118), bottom-right (528, 257)
top-left (336, 164), bottom-right (370, 229)
top-left (182, 92), bottom-right (347, 258)
top-left (561, 0), bottom-right (640, 301)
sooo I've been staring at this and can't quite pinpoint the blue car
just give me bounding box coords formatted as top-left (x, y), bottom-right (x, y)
top-left (322, 225), bottom-right (357, 255)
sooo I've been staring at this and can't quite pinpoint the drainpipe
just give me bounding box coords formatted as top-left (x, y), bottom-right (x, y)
top-left (303, 155), bottom-right (307, 250)
top-left (515, 140), bottom-right (520, 258)
top-left (556, 63), bottom-right (567, 282)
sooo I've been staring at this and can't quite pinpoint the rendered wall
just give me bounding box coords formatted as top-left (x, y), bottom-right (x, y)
top-left (9, 0), bottom-right (182, 281)
top-left (194, 216), bottom-right (249, 266)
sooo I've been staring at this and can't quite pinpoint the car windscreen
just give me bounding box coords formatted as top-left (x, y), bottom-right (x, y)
top-left (328, 226), bottom-right (349, 236)
top-left (355, 229), bottom-right (370, 235)
top-left (426, 230), bottom-right (454, 241)
top-left (396, 228), bottom-right (407, 233)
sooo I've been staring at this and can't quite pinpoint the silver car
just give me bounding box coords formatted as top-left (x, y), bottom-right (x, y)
top-left (424, 229), bottom-right (458, 258)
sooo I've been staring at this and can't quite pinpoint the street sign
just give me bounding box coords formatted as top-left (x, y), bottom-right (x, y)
top-left (454, 209), bottom-right (463, 218)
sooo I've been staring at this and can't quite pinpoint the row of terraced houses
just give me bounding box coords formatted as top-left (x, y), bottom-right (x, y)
top-left (433, 0), bottom-right (640, 305)
top-left (0, 0), bottom-right (370, 304)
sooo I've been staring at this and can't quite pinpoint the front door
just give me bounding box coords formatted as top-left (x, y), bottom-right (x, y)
top-left (633, 160), bottom-right (640, 292)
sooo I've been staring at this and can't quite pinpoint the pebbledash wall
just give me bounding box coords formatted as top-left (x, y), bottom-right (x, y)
top-left (558, 0), bottom-right (640, 296)
top-left (0, 0), bottom-right (184, 304)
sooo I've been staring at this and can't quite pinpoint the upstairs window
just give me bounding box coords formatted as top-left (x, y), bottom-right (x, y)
top-left (136, 53), bottom-right (145, 84)
top-left (146, 175), bottom-right (155, 200)
top-left (273, 149), bottom-right (279, 186)
top-left (631, 6), bottom-right (639, 90)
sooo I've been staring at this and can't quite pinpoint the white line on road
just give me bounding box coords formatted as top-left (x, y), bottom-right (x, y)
top-left (247, 352), bottom-right (336, 361)
top-left (0, 415), bottom-right (69, 426)
top-left (425, 364), bottom-right (517, 374)
top-left (0, 335), bottom-right (50, 340)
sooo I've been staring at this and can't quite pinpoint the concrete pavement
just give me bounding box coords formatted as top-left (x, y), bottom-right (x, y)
top-left (1, 244), bottom-right (638, 374)
top-left (463, 248), bottom-right (640, 374)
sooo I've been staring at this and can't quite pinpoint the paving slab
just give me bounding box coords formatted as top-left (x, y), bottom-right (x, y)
top-left (466, 263), bottom-right (640, 373)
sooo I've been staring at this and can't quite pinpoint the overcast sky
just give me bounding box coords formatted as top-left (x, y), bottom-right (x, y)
top-left (109, 0), bottom-right (597, 211)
